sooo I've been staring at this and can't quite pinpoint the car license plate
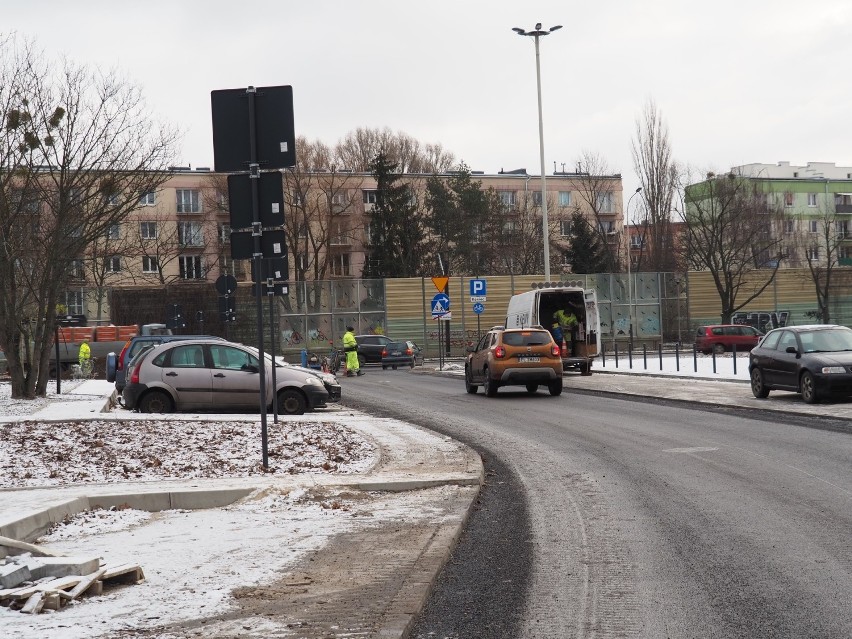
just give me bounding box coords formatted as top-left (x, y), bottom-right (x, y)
top-left (391, 350), bottom-right (401, 356)
top-left (518, 356), bottom-right (540, 363)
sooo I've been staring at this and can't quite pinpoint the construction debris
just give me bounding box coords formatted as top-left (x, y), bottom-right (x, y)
top-left (0, 536), bottom-right (144, 614)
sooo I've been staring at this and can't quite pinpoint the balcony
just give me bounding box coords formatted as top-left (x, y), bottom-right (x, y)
top-left (836, 204), bottom-right (852, 214)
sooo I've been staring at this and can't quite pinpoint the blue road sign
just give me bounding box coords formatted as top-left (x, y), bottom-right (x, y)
top-left (473, 302), bottom-right (485, 315)
top-left (431, 293), bottom-right (451, 317)
top-left (469, 278), bottom-right (487, 297)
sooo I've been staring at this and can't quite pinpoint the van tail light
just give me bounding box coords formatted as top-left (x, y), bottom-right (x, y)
top-left (129, 360), bottom-right (143, 384)
top-left (117, 341), bottom-right (130, 370)
top-left (494, 346), bottom-right (506, 359)
top-left (551, 344), bottom-right (561, 357)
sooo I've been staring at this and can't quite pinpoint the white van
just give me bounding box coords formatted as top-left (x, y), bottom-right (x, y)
top-left (505, 282), bottom-right (600, 375)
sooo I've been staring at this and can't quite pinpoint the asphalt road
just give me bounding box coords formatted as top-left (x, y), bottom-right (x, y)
top-left (342, 368), bottom-right (852, 639)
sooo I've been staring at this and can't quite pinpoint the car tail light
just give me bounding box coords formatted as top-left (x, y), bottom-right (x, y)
top-left (117, 341), bottom-right (130, 370)
top-left (494, 346), bottom-right (506, 359)
top-left (405, 348), bottom-right (412, 355)
top-left (381, 348), bottom-right (387, 356)
top-left (129, 359), bottom-right (143, 384)
top-left (551, 344), bottom-right (561, 357)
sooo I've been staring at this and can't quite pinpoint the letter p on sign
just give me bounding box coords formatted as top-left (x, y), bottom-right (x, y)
top-left (469, 279), bottom-right (487, 296)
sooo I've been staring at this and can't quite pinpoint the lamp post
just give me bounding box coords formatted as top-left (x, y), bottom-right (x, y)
top-left (513, 22), bottom-right (562, 282)
top-left (625, 187), bottom-right (642, 348)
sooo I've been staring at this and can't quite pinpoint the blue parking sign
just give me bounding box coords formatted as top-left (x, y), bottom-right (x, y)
top-left (469, 278), bottom-right (487, 296)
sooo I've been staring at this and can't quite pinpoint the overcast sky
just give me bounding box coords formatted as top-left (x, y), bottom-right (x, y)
top-left (5, 1), bottom-right (852, 192)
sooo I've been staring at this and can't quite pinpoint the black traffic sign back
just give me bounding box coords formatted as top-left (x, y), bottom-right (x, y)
top-left (227, 172), bottom-right (285, 229)
top-left (251, 257), bottom-right (288, 282)
top-left (211, 85), bottom-right (296, 172)
top-left (230, 229), bottom-right (286, 261)
top-left (215, 274), bottom-right (238, 296)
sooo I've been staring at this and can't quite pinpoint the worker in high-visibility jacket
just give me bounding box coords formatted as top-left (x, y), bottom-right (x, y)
top-left (342, 326), bottom-right (364, 377)
top-left (78, 340), bottom-right (92, 377)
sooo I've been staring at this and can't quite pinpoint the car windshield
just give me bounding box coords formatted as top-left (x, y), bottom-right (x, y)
top-left (799, 328), bottom-right (852, 353)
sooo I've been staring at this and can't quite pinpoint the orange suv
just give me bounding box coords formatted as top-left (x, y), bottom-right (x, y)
top-left (465, 326), bottom-right (563, 397)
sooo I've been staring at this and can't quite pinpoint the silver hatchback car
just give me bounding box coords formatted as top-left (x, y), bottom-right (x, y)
top-left (122, 339), bottom-right (331, 415)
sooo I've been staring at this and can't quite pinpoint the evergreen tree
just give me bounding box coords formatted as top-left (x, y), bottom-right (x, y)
top-left (363, 151), bottom-right (426, 278)
top-left (563, 212), bottom-right (607, 273)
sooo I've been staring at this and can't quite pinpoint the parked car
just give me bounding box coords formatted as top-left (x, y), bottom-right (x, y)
top-left (695, 324), bottom-right (764, 354)
top-left (381, 341), bottom-right (423, 369)
top-left (122, 339), bottom-right (330, 414)
top-left (354, 334), bottom-right (394, 365)
top-left (464, 326), bottom-right (563, 397)
top-left (749, 324), bottom-right (852, 404)
top-left (107, 334), bottom-right (225, 393)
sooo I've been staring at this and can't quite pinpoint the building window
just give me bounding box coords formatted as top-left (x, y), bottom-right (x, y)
top-left (836, 221), bottom-right (849, 238)
top-left (61, 290), bottom-right (84, 315)
top-left (330, 222), bottom-right (348, 245)
top-left (179, 255), bottom-right (204, 279)
top-left (296, 254), bottom-right (308, 271)
top-left (363, 190), bottom-right (377, 204)
top-left (598, 221), bottom-right (616, 234)
top-left (559, 220), bottom-right (571, 237)
top-left (806, 246), bottom-right (820, 260)
top-left (142, 256), bottom-right (159, 274)
top-left (784, 192), bottom-right (794, 207)
top-left (784, 220), bottom-right (795, 234)
top-left (139, 191), bottom-right (156, 206)
top-left (807, 193), bottom-right (817, 207)
top-left (503, 220), bottom-right (516, 234)
top-left (532, 191), bottom-right (543, 206)
top-left (68, 259), bottom-right (85, 279)
top-left (297, 222), bottom-right (308, 239)
top-left (596, 192), bottom-right (613, 213)
top-left (839, 246), bottom-right (852, 260)
top-left (218, 223), bottom-right (231, 244)
top-left (809, 220), bottom-right (819, 233)
top-left (332, 191), bottom-right (348, 206)
top-left (497, 191), bottom-right (516, 207)
top-left (630, 235), bottom-right (643, 249)
top-left (330, 253), bottom-right (350, 276)
top-left (105, 223), bottom-right (120, 240)
top-left (178, 221), bottom-right (204, 246)
top-left (176, 189), bottom-right (200, 214)
top-left (561, 250), bottom-right (571, 266)
top-left (220, 256), bottom-right (246, 280)
top-left (559, 191), bottom-right (572, 206)
top-left (105, 255), bottom-right (121, 273)
top-left (140, 221), bottom-right (158, 240)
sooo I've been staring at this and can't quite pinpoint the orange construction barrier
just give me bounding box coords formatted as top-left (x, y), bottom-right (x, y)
top-left (94, 326), bottom-right (118, 341)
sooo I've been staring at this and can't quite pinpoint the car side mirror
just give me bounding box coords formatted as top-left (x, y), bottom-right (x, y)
top-left (466, 345), bottom-right (476, 353)
top-left (242, 364), bottom-right (259, 373)
top-left (785, 346), bottom-right (798, 355)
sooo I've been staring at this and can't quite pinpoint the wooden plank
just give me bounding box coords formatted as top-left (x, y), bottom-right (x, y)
top-left (102, 563), bottom-right (144, 583)
top-left (66, 568), bottom-right (106, 600)
top-left (20, 591), bottom-right (45, 614)
top-left (8, 576), bottom-right (82, 600)
top-left (0, 535), bottom-right (65, 558)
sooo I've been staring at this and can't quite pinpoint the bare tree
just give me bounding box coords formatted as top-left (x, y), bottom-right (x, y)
top-left (335, 127), bottom-right (456, 173)
top-left (0, 35), bottom-right (178, 398)
top-left (571, 150), bottom-right (621, 272)
top-left (631, 99), bottom-right (680, 272)
top-left (678, 170), bottom-right (787, 323)
top-left (83, 219), bottom-right (139, 320)
top-left (789, 196), bottom-right (847, 323)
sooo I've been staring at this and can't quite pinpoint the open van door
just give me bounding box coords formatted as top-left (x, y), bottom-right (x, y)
top-left (584, 289), bottom-right (600, 357)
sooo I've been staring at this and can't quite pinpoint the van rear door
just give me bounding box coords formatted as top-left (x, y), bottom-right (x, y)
top-left (584, 289), bottom-right (600, 356)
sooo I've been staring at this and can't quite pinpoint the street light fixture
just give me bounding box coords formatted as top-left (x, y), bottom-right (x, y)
top-left (513, 22), bottom-right (562, 282)
top-left (625, 187), bottom-right (642, 348)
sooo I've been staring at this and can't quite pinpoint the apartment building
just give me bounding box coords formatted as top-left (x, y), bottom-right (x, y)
top-left (62, 166), bottom-right (624, 318)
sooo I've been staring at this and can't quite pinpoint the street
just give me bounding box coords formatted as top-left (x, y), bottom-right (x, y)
top-left (342, 368), bottom-right (852, 638)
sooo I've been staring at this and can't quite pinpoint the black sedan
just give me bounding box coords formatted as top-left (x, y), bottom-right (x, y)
top-left (749, 324), bottom-right (852, 403)
top-left (380, 341), bottom-right (423, 369)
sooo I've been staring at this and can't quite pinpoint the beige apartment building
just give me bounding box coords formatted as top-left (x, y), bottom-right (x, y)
top-left (63, 166), bottom-right (624, 319)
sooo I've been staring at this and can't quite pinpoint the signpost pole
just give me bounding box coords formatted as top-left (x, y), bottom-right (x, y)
top-left (268, 277), bottom-right (278, 423)
top-left (246, 86), bottom-right (269, 469)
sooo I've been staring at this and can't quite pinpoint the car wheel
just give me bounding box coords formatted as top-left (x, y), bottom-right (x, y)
top-left (465, 366), bottom-right (478, 394)
top-left (750, 368), bottom-right (769, 398)
top-left (278, 389), bottom-right (307, 415)
top-left (548, 378), bottom-right (563, 396)
top-left (106, 352), bottom-right (117, 383)
top-left (484, 369), bottom-right (498, 397)
top-left (713, 343), bottom-right (726, 355)
top-left (392, 365), bottom-right (397, 370)
top-left (358, 354), bottom-right (366, 367)
top-left (382, 365), bottom-right (388, 370)
top-left (409, 359), bottom-right (415, 369)
top-left (800, 371), bottom-right (819, 404)
top-left (140, 390), bottom-right (174, 414)
top-left (526, 384), bottom-right (538, 394)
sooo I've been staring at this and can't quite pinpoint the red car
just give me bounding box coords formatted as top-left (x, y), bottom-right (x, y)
top-left (695, 324), bottom-right (764, 354)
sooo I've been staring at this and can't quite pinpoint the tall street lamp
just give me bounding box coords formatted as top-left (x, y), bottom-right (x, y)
top-left (625, 187), bottom-right (642, 348)
top-left (513, 23), bottom-right (562, 282)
